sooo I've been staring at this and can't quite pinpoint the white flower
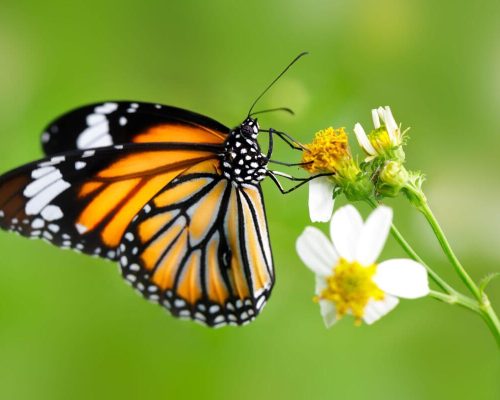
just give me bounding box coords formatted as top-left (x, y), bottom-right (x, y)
top-left (308, 176), bottom-right (335, 222)
top-left (296, 205), bottom-right (429, 327)
top-left (354, 106), bottom-right (404, 162)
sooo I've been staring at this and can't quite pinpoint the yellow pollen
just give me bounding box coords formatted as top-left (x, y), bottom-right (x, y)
top-left (316, 258), bottom-right (385, 325)
top-left (301, 127), bottom-right (352, 174)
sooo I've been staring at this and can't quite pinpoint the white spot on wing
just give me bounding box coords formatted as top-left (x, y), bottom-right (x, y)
top-left (209, 305), bottom-right (220, 314)
top-left (24, 170), bottom-right (62, 197)
top-left (82, 150), bottom-right (95, 158)
top-left (75, 161), bottom-right (86, 170)
top-left (174, 299), bottom-right (186, 308)
top-left (95, 102), bottom-right (118, 114)
top-left (75, 223), bottom-right (88, 234)
top-left (48, 224), bottom-right (60, 233)
top-left (43, 231), bottom-right (53, 241)
top-left (77, 121), bottom-right (110, 149)
top-left (39, 156), bottom-right (65, 167)
top-left (25, 181), bottom-right (70, 215)
top-left (129, 264), bottom-right (140, 272)
top-left (89, 135), bottom-right (113, 148)
top-left (86, 114), bottom-right (106, 125)
top-left (256, 296), bottom-right (266, 310)
top-left (31, 166), bottom-right (56, 179)
top-left (41, 205), bottom-right (64, 221)
top-left (31, 218), bottom-right (45, 229)
top-left (76, 103), bottom-right (118, 149)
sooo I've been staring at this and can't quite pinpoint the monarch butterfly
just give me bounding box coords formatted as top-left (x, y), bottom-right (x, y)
top-left (0, 54), bottom-right (315, 327)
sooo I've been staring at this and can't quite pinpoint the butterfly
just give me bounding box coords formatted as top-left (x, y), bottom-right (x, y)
top-left (0, 54), bottom-right (312, 327)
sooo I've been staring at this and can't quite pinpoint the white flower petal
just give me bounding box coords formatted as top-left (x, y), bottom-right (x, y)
top-left (330, 205), bottom-right (363, 262)
top-left (296, 227), bottom-right (338, 277)
top-left (319, 300), bottom-right (337, 328)
top-left (354, 123), bottom-right (376, 156)
top-left (355, 206), bottom-right (393, 265)
top-left (362, 294), bottom-right (399, 325)
top-left (308, 177), bottom-right (335, 222)
top-left (384, 106), bottom-right (398, 132)
top-left (374, 259), bottom-right (430, 299)
top-left (315, 275), bottom-right (328, 295)
top-left (371, 109), bottom-right (381, 129)
top-left (377, 107), bottom-right (385, 123)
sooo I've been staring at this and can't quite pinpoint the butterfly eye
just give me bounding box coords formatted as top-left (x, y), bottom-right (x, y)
top-left (241, 117), bottom-right (259, 136)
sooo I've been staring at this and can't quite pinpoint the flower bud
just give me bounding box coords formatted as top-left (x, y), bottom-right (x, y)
top-left (377, 161), bottom-right (409, 197)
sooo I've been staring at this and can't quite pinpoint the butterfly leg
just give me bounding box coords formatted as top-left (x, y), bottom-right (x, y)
top-left (269, 159), bottom-right (312, 167)
top-left (265, 127), bottom-right (275, 159)
top-left (267, 170), bottom-right (333, 194)
top-left (263, 129), bottom-right (309, 167)
top-left (260, 128), bottom-right (306, 151)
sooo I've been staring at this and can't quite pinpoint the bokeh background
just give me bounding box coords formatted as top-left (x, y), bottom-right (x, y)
top-left (0, 0), bottom-right (499, 399)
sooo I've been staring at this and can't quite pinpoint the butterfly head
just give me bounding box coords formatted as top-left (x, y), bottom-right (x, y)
top-left (240, 117), bottom-right (260, 139)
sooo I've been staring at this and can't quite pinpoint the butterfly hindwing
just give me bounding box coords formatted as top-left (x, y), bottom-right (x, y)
top-left (41, 101), bottom-right (230, 156)
top-left (118, 166), bottom-right (275, 327)
top-left (0, 143), bottom-right (222, 260)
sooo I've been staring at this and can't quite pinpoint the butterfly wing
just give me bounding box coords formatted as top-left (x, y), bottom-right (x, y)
top-left (118, 168), bottom-right (275, 327)
top-left (0, 143), bottom-right (222, 260)
top-left (41, 101), bottom-right (230, 155)
top-left (3, 103), bottom-right (276, 326)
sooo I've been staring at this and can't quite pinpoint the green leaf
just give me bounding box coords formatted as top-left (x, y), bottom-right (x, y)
top-left (479, 272), bottom-right (500, 294)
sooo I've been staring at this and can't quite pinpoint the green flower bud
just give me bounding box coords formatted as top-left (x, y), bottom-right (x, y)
top-left (377, 161), bottom-right (409, 197)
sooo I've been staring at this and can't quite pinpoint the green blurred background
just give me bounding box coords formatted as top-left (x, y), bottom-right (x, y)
top-left (0, 0), bottom-right (499, 399)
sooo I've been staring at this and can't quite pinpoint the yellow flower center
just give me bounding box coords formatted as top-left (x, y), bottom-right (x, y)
top-left (316, 258), bottom-right (385, 325)
top-left (368, 128), bottom-right (394, 154)
top-left (301, 127), bottom-right (357, 175)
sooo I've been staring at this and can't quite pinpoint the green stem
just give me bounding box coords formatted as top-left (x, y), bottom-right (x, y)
top-left (428, 290), bottom-right (479, 313)
top-left (479, 296), bottom-right (500, 347)
top-left (403, 184), bottom-right (500, 347)
top-left (366, 197), bottom-right (500, 346)
top-left (417, 200), bottom-right (482, 300)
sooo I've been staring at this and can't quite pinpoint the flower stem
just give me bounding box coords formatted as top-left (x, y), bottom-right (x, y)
top-left (403, 185), bottom-right (500, 347)
top-left (417, 200), bottom-right (482, 300)
top-left (478, 296), bottom-right (500, 347)
top-left (428, 290), bottom-right (479, 312)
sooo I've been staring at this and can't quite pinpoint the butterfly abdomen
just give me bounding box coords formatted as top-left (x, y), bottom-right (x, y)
top-left (221, 118), bottom-right (268, 186)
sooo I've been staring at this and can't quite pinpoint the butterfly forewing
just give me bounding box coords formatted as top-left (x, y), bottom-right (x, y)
top-left (118, 165), bottom-right (274, 327)
top-left (41, 101), bottom-right (230, 156)
top-left (0, 143), bottom-right (222, 260)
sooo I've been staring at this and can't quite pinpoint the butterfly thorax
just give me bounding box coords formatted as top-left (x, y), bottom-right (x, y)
top-left (221, 118), bottom-right (268, 186)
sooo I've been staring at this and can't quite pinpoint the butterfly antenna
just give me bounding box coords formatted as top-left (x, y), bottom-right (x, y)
top-left (250, 107), bottom-right (295, 117)
top-left (247, 51), bottom-right (309, 117)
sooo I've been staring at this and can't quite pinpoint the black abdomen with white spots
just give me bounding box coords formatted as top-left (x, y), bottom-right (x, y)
top-left (221, 118), bottom-right (268, 186)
